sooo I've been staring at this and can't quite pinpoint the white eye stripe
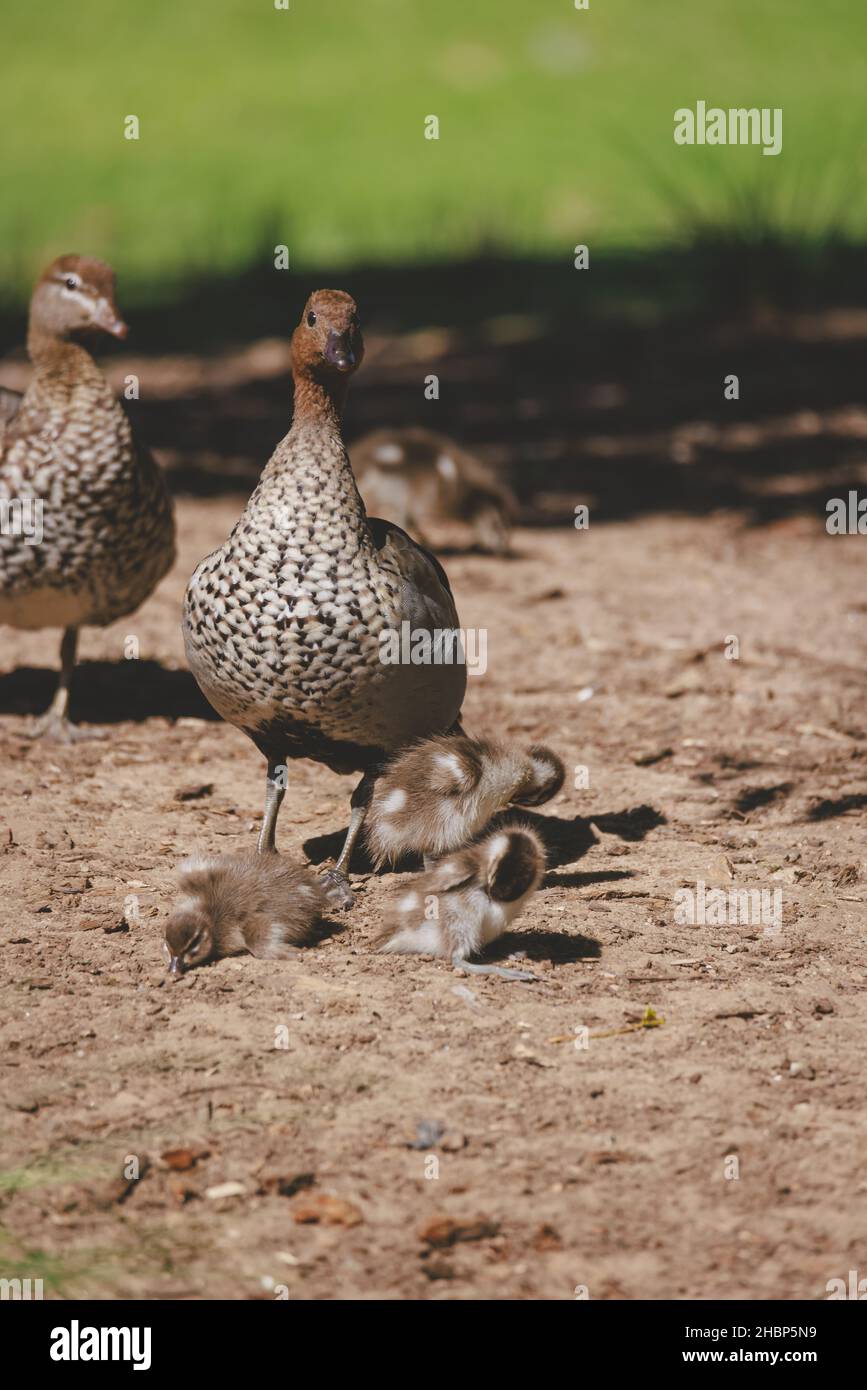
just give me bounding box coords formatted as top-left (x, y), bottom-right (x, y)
top-left (58, 288), bottom-right (93, 311)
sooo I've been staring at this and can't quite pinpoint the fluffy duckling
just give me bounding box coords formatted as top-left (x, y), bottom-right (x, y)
top-left (163, 850), bottom-right (327, 974)
top-left (183, 292), bottom-right (466, 907)
top-left (351, 426), bottom-right (516, 554)
top-left (365, 734), bottom-right (564, 867)
top-left (374, 825), bottom-right (545, 981)
top-left (0, 255), bottom-right (175, 740)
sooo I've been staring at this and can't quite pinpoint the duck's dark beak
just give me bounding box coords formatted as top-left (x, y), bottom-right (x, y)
top-left (92, 297), bottom-right (128, 340)
top-left (168, 954), bottom-right (184, 976)
top-left (323, 330), bottom-right (356, 372)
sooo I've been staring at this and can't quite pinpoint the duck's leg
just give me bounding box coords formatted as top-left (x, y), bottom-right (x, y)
top-left (257, 758), bottom-right (286, 853)
top-left (452, 953), bottom-right (538, 983)
top-left (29, 627), bottom-right (105, 742)
top-left (320, 771), bottom-right (375, 909)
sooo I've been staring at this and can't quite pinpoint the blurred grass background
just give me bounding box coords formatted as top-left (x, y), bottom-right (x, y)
top-left (2, 0), bottom-right (866, 308)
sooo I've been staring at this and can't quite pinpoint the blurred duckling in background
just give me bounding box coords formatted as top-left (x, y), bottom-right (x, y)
top-left (351, 426), bottom-right (517, 554)
top-left (365, 733), bottom-right (564, 868)
top-left (374, 825), bottom-right (545, 981)
top-left (163, 851), bottom-right (326, 974)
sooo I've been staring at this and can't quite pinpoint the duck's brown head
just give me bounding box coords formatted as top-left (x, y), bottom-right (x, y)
top-left (29, 255), bottom-right (128, 343)
top-left (291, 289), bottom-right (364, 379)
top-left (163, 907), bottom-right (214, 976)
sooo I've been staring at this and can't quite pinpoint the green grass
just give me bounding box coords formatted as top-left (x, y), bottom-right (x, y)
top-left (0, 1232), bottom-right (105, 1297)
top-left (2, 0), bottom-right (866, 303)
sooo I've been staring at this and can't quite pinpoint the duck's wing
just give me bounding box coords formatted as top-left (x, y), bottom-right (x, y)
top-left (368, 514), bottom-right (457, 612)
top-left (367, 514), bottom-right (467, 728)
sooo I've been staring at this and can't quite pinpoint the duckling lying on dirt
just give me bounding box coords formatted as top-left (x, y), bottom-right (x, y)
top-left (351, 426), bottom-right (516, 554)
top-left (373, 825), bottom-right (545, 981)
top-left (163, 851), bottom-right (326, 973)
top-left (365, 733), bottom-right (564, 868)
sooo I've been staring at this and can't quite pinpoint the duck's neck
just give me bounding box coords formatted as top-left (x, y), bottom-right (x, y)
top-left (27, 329), bottom-right (106, 392)
top-left (290, 371), bottom-right (349, 433)
top-left (253, 367), bottom-right (370, 547)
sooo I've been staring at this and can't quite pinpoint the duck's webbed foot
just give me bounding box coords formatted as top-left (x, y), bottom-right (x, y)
top-left (28, 626), bottom-right (105, 742)
top-left (28, 707), bottom-right (106, 743)
top-left (319, 867), bottom-right (354, 910)
top-left (452, 953), bottom-right (538, 983)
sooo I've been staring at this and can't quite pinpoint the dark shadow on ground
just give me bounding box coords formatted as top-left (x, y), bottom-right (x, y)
top-left (807, 793), bottom-right (867, 821)
top-left (490, 928), bottom-right (602, 965)
top-left (581, 805), bottom-right (667, 841)
top-left (543, 868), bottom-right (635, 889)
top-left (305, 806), bottom-right (664, 874)
top-left (734, 783), bottom-right (795, 815)
top-left (305, 915), bottom-right (348, 947)
top-left (303, 828), bottom-right (375, 873)
top-left (0, 661), bottom-right (219, 723)
top-left (3, 243), bottom-right (867, 528)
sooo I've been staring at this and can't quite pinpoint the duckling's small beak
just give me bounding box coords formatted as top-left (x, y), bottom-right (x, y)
top-left (167, 954), bottom-right (184, 977)
top-left (323, 330), bottom-right (356, 372)
top-left (92, 298), bottom-right (128, 340)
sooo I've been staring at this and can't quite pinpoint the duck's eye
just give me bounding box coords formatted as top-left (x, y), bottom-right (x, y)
top-left (306, 311), bottom-right (317, 327)
top-left (64, 276), bottom-right (79, 290)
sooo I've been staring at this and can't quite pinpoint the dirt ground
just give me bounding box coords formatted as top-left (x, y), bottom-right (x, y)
top-left (1, 475), bottom-right (866, 1298)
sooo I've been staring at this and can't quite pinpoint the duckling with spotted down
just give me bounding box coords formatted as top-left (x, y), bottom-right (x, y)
top-left (374, 825), bottom-right (545, 981)
top-left (0, 255), bottom-right (175, 740)
top-left (365, 733), bottom-right (564, 868)
top-left (183, 291), bottom-right (466, 906)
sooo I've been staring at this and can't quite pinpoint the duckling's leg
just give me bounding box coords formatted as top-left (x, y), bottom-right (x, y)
top-left (29, 627), bottom-right (105, 742)
top-left (320, 772), bottom-right (375, 910)
top-left (257, 758), bottom-right (286, 854)
top-left (452, 953), bottom-right (538, 983)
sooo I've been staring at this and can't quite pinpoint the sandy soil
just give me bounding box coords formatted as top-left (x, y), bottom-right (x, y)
top-left (1, 491), bottom-right (865, 1301)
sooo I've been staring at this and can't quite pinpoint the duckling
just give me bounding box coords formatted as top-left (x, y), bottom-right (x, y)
top-left (0, 255), bottom-right (175, 740)
top-left (183, 291), bottom-right (466, 907)
top-left (163, 850), bottom-right (327, 973)
top-left (351, 426), bottom-right (516, 554)
top-left (365, 734), bottom-right (564, 867)
top-left (374, 825), bottom-right (545, 981)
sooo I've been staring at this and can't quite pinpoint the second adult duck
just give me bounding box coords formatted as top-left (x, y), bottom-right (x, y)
top-left (183, 291), bottom-right (466, 905)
